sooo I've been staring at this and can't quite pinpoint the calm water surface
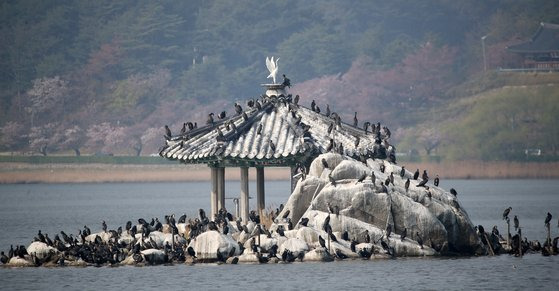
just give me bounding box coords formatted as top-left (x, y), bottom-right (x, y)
top-left (0, 179), bottom-right (558, 290)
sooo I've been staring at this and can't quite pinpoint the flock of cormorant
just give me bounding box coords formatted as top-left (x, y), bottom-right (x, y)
top-left (2, 95), bottom-right (558, 267)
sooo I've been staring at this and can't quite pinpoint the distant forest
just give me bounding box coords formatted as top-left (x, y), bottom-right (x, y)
top-left (1, 0), bottom-right (558, 159)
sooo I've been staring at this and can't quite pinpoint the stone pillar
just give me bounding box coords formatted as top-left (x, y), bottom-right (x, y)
top-left (240, 167), bottom-right (249, 224)
top-left (210, 167), bottom-right (218, 220)
top-left (217, 167), bottom-right (225, 213)
top-left (256, 167), bottom-right (265, 218)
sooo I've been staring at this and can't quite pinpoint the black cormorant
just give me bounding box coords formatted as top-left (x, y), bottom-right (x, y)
top-left (413, 169), bottom-right (419, 180)
top-left (502, 207), bottom-right (512, 220)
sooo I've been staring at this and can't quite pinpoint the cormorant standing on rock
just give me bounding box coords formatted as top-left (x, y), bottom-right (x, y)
top-left (400, 166), bottom-right (405, 178)
top-left (356, 172), bottom-right (367, 184)
top-left (514, 215), bottom-right (519, 231)
top-left (371, 172), bottom-right (376, 185)
top-left (181, 123), bottom-right (187, 134)
top-left (294, 95), bottom-right (299, 105)
top-left (422, 170), bottom-right (428, 181)
top-left (353, 112), bottom-right (358, 127)
top-left (434, 175), bottom-right (440, 187)
top-left (321, 158), bottom-right (329, 169)
top-left (413, 169), bottom-right (420, 180)
top-left (416, 179), bottom-right (428, 187)
top-left (325, 104), bottom-right (330, 117)
top-left (416, 232), bottom-right (424, 249)
top-left (318, 236), bottom-right (326, 248)
top-left (311, 100), bottom-right (316, 111)
top-left (404, 178), bottom-right (410, 192)
top-left (386, 224), bottom-right (392, 238)
top-left (450, 188), bottom-right (457, 196)
top-left (380, 164), bottom-right (385, 173)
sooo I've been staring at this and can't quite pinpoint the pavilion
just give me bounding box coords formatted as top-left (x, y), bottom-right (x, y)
top-left (159, 83), bottom-right (392, 223)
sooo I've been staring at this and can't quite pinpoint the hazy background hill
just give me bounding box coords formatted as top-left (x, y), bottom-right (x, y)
top-left (1, 0), bottom-right (558, 161)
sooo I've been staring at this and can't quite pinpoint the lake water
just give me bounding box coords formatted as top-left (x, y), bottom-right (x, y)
top-left (0, 179), bottom-right (558, 290)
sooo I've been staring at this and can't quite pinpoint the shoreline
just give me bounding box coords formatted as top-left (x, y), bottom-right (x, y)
top-left (1, 161), bottom-right (559, 183)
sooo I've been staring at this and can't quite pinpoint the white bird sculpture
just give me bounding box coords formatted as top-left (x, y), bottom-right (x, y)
top-left (266, 56), bottom-right (280, 84)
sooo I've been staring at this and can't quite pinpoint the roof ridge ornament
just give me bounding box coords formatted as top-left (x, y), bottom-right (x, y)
top-left (265, 56), bottom-right (280, 84)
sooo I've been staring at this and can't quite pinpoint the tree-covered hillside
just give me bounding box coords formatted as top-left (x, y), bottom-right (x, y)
top-left (0, 0), bottom-right (558, 159)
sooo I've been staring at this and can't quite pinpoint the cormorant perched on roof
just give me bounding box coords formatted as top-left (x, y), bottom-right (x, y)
top-left (450, 188), bottom-right (458, 196)
top-left (404, 178), bottom-right (410, 192)
top-left (247, 98), bottom-right (255, 108)
top-left (164, 125), bottom-right (172, 139)
top-left (363, 121), bottom-right (370, 133)
top-left (325, 104), bottom-right (330, 117)
top-left (257, 123), bottom-right (263, 135)
top-left (234, 103), bottom-right (243, 115)
top-left (514, 215), bottom-right (519, 231)
top-left (311, 100), bottom-right (316, 111)
top-left (269, 140), bottom-right (276, 152)
top-left (282, 74), bottom-right (291, 88)
top-left (353, 112), bottom-right (358, 127)
top-left (434, 175), bottom-right (440, 187)
top-left (413, 169), bottom-right (420, 180)
top-left (502, 207), bottom-right (512, 220)
top-left (206, 113), bottom-right (214, 125)
top-left (218, 111), bottom-right (227, 119)
top-left (545, 212), bottom-right (552, 226)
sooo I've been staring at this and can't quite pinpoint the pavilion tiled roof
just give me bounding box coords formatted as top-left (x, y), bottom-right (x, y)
top-left (160, 94), bottom-right (392, 167)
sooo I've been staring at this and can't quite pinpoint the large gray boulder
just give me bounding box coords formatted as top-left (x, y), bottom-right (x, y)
top-left (277, 153), bottom-right (481, 255)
